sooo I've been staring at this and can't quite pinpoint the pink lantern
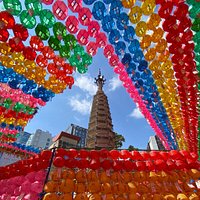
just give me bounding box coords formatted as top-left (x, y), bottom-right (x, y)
top-left (31, 181), bottom-right (43, 193)
top-left (109, 54), bottom-right (119, 67)
top-left (53, 0), bottom-right (68, 20)
top-left (78, 7), bottom-right (92, 26)
top-left (88, 21), bottom-right (100, 37)
top-left (68, 0), bottom-right (82, 12)
top-left (77, 29), bottom-right (89, 45)
top-left (65, 16), bottom-right (79, 34)
top-left (103, 44), bottom-right (114, 58)
top-left (86, 42), bottom-right (98, 56)
top-left (96, 32), bottom-right (107, 48)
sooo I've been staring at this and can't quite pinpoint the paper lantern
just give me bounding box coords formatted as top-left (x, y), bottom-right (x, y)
top-left (52, 0), bottom-right (68, 20)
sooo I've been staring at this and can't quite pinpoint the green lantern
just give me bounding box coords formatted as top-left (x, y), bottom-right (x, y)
top-left (25, 0), bottom-right (42, 16)
top-left (63, 34), bottom-right (77, 50)
top-left (3, 98), bottom-right (12, 109)
top-left (191, 18), bottom-right (200, 32)
top-left (195, 54), bottom-right (200, 63)
top-left (59, 45), bottom-right (70, 58)
top-left (194, 43), bottom-right (200, 54)
top-left (35, 24), bottom-right (50, 40)
top-left (3, 0), bottom-right (22, 16)
top-left (39, 9), bottom-right (55, 28)
top-left (24, 106), bottom-right (35, 115)
top-left (69, 54), bottom-right (78, 67)
top-left (20, 10), bottom-right (36, 29)
top-left (13, 102), bottom-right (23, 112)
top-left (186, 0), bottom-right (197, 5)
top-left (74, 45), bottom-right (85, 56)
top-left (53, 22), bottom-right (67, 39)
top-left (77, 66), bottom-right (88, 74)
top-left (82, 53), bottom-right (93, 67)
top-left (193, 32), bottom-right (200, 43)
top-left (189, 5), bottom-right (200, 19)
top-left (48, 36), bottom-right (61, 51)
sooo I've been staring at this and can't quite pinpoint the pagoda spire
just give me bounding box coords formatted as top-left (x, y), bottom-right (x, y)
top-left (95, 69), bottom-right (106, 91)
top-left (87, 70), bottom-right (115, 149)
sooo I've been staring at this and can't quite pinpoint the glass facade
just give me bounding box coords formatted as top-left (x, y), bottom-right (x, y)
top-left (16, 131), bottom-right (32, 145)
top-left (66, 124), bottom-right (88, 148)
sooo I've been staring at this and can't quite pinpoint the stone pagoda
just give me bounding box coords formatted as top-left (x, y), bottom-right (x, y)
top-left (87, 70), bottom-right (115, 149)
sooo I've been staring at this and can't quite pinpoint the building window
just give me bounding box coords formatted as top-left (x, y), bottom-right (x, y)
top-left (47, 138), bottom-right (51, 142)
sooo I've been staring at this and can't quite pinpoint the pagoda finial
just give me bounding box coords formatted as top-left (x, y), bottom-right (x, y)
top-left (95, 69), bottom-right (106, 90)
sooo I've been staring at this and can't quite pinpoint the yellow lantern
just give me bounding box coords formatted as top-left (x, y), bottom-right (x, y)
top-left (129, 6), bottom-right (142, 24)
top-left (122, 0), bottom-right (135, 8)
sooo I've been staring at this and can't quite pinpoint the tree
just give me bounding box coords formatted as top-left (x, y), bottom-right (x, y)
top-left (128, 145), bottom-right (138, 151)
top-left (114, 133), bottom-right (125, 149)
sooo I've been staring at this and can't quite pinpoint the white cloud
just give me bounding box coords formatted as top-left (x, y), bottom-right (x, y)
top-left (129, 108), bottom-right (144, 119)
top-left (74, 75), bottom-right (97, 96)
top-left (108, 76), bottom-right (122, 91)
top-left (69, 95), bottom-right (92, 115)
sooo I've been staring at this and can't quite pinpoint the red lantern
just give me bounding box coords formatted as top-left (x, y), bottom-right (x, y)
top-left (166, 159), bottom-right (175, 171)
top-left (155, 159), bottom-right (167, 171)
top-left (174, 3), bottom-right (189, 20)
top-left (135, 161), bottom-right (146, 171)
top-left (140, 152), bottom-right (150, 160)
top-left (68, 0), bottom-right (82, 13)
top-left (145, 160), bottom-right (155, 171)
top-left (158, 1), bottom-right (173, 18)
top-left (90, 150), bottom-right (99, 159)
top-left (65, 16), bottom-right (79, 34)
top-left (120, 150), bottom-right (131, 159)
top-left (53, 55), bottom-right (65, 66)
top-left (63, 76), bottom-right (74, 87)
top-left (79, 149), bottom-right (89, 158)
top-left (30, 36), bottom-right (44, 51)
top-left (9, 37), bottom-right (24, 52)
top-left (77, 159), bottom-right (89, 169)
top-left (0, 28), bottom-right (9, 42)
top-left (90, 159), bottom-right (100, 170)
top-left (56, 148), bottom-right (67, 157)
top-left (13, 24), bottom-right (28, 41)
top-left (101, 159), bottom-right (112, 170)
top-left (62, 63), bottom-right (73, 74)
top-left (36, 55), bottom-right (48, 68)
top-left (0, 11), bottom-right (15, 29)
top-left (64, 158), bottom-right (77, 168)
top-left (131, 151), bottom-right (143, 160)
top-left (88, 21), bottom-right (100, 37)
top-left (124, 160), bottom-right (135, 171)
top-left (23, 47), bottom-right (37, 61)
top-left (40, 150), bottom-right (52, 160)
top-left (47, 63), bottom-right (58, 74)
top-left (78, 7), bottom-right (91, 26)
top-left (112, 160), bottom-right (123, 171)
top-left (42, 46), bottom-right (55, 59)
top-left (68, 149), bottom-right (78, 158)
top-left (109, 150), bottom-right (120, 159)
top-left (99, 149), bottom-right (109, 158)
top-left (77, 29), bottom-right (89, 45)
top-left (169, 150), bottom-right (183, 160)
top-left (53, 0), bottom-right (68, 20)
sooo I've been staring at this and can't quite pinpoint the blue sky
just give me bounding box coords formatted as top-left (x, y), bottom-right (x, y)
top-left (25, 48), bottom-right (155, 149)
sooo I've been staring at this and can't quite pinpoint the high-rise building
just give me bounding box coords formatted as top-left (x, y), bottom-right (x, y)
top-left (26, 129), bottom-right (53, 149)
top-left (49, 131), bottom-right (80, 149)
top-left (66, 124), bottom-right (88, 148)
top-left (147, 135), bottom-right (165, 150)
top-left (87, 71), bottom-right (115, 149)
top-left (16, 131), bottom-right (32, 145)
